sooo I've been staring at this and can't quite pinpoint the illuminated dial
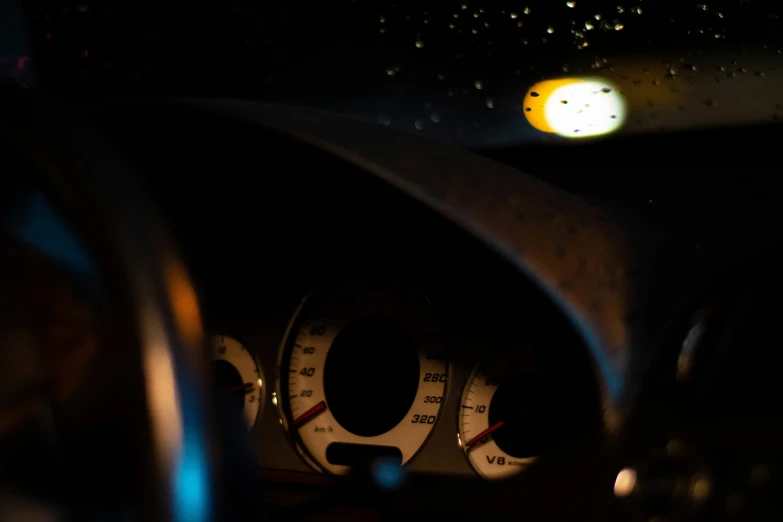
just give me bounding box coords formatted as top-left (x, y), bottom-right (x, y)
top-left (211, 334), bottom-right (264, 429)
top-left (458, 349), bottom-right (555, 479)
top-left (277, 276), bottom-right (449, 474)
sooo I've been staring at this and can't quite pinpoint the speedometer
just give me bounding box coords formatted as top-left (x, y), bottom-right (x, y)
top-left (276, 275), bottom-right (449, 474)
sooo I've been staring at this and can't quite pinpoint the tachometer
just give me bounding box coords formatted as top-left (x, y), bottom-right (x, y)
top-left (276, 276), bottom-right (448, 474)
top-left (458, 348), bottom-right (555, 479)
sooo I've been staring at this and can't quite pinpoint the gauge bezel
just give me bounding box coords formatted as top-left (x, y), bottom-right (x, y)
top-left (274, 286), bottom-right (324, 473)
top-left (210, 333), bottom-right (266, 431)
top-left (275, 271), bottom-right (451, 474)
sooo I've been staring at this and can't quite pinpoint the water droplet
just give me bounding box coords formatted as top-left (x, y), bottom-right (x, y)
top-left (530, 91), bottom-right (540, 97)
top-left (547, 26), bottom-right (555, 34)
top-left (431, 112), bottom-right (441, 123)
top-left (585, 21), bottom-right (594, 30)
top-left (703, 99), bottom-right (716, 108)
top-left (510, 12), bottom-right (518, 19)
top-left (567, 1), bottom-right (576, 7)
top-left (474, 80), bottom-right (483, 89)
top-left (414, 119), bottom-right (425, 130)
top-left (524, 7), bottom-right (531, 14)
top-left (386, 68), bottom-right (396, 76)
top-left (486, 98), bottom-right (495, 108)
top-left (415, 40), bottom-right (424, 48)
top-left (560, 100), bottom-right (568, 104)
top-left (615, 23), bottom-right (624, 30)
top-left (601, 87), bottom-right (612, 93)
top-left (378, 114), bottom-right (391, 125)
top-left (379, 16), bottom-right (385, 23)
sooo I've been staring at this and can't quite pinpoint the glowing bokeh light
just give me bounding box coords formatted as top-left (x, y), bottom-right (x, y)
top-left (372, 457), bottom-right (405, 490)
top-left (524, 77), bottom-right (626, 138)
top-left (614, 467), bottom-right (637, 497)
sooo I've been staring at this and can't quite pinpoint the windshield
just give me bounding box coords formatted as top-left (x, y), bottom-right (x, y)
top-left (7, 1), bottom-right (783, 146)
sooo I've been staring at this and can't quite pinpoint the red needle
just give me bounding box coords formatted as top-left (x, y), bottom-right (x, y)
top-left (465, 420), bottom-right (505, 448)
top-left (230, 383), bottom-right (254, 392)
top-left (294, 400), bottom-right (327, 427)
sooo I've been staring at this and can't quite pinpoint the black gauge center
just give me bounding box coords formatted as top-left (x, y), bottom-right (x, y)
top-left (488, 374), bottom-right (555, 459)
top-left (212, 359), bottom-right (245, 411)
top-left (324, 314), bottom-right (420, 437)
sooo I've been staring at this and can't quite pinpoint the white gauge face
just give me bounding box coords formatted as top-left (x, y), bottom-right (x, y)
top-left (277, 277), bottom-right (448, 474)
top-left (459, 350), bottom-right (553, 479)
top-left (211, 334), bottom-right (264, 429)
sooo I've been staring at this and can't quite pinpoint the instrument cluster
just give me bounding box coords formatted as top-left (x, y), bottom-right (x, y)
top-left (211, 270), bottom-right (597, 480)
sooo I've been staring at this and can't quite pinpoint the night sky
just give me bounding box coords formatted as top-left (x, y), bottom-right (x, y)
top-left (5, 1), bottom-right (783, 145)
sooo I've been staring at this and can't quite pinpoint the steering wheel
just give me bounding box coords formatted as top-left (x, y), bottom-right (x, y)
top-left (0, 83), bottom-right (256, 521)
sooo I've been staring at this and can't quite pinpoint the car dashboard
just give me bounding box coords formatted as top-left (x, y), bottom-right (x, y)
top-left (5, 96), bottom-right (783, 521)
top-left (84, 100), bottom-right (604, 481)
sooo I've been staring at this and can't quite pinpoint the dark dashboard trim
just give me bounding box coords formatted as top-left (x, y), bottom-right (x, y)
top-left (176, 99), bottom-right (631, 427)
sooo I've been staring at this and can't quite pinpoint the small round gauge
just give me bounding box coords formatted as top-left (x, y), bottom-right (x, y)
top-left (276, 276), bottom-right (449, 474)
top-left (210, 334), bottom-right (264, 430)
top-left (458, 348), bottom-right (555, 479)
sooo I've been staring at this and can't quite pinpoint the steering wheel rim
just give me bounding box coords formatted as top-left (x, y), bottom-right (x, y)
top-left (0, 84), bottom-right (219, 522)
